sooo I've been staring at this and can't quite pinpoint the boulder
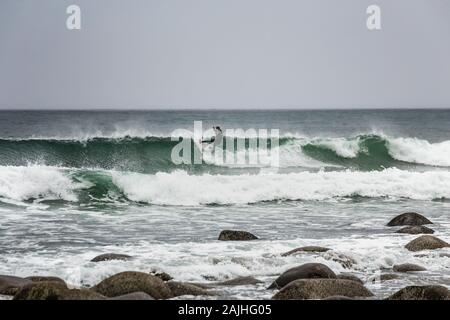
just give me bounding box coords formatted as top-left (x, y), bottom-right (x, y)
top-left (13, 281), bottom-right (67, 300)
top-left (25, 276), bottom-right (66, 284)
top-left (387, 212), bottom-right (432, 227)
top-left (216, 276), bottom-right (263, 286)
top-left (92, 271), bottom-right (172, 299)
top-left (387, 285), bottom-right (450, 300)
top-left (268, 263), bottom-right (336, 289)
top-left (281, 246), bottom-right (331, 257)
top-left (167, 281), bottom-right (215, 297)
top-left (272, 279), bottom-right (373, 300)
top-left (218, 230), bottom-right (258, 241)
top-left (108, 292), bottom-right (155, 300)
top-left (12, 281), bottom-right (105, 300)
top-left (90, 253), bottom-right (132, 262)
top-left (62, 289), bottom-right (106, 300)
top-left (393, 263), bottom-right (426, 272)
top-left (395, 226), bottom-right (434, 235)
top-left (337, 273), bottom-right (364, 284)
top-left (0, 275), bottom-right (32, 296)
top-left (405, 235), bottom-right (450, 252)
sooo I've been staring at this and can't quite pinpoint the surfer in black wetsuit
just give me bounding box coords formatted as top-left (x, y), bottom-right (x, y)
top-left (202, 126), bottom-right (223, 146)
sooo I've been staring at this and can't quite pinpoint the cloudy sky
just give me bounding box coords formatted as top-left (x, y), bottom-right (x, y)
top-left (0, 0), bottom-right (449, 109)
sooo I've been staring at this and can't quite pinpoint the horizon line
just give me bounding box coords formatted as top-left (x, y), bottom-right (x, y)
top-left (0, 106), bottom-right (450, 111)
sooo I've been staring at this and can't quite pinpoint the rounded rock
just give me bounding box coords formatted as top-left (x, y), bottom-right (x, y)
top-left (387, 212), bottom-right (432, 227)
top-left (393, 263), bottom-right (426, 272)
top-left (268, 263), bottom-right (336, 289)
top-left (92, 271), bottom-right (172, 299)
top-left (218, 230), bottom-right (258, 241)
top-left (405, 235), bottom-right (450, 252)
top-left (387, 285), bottom-right (450, 300)
top-left (272, 279), bottom-right (373, 300)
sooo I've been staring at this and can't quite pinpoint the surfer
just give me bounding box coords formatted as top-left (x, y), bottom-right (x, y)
top-left (201, 126), bottom-right (223, 146)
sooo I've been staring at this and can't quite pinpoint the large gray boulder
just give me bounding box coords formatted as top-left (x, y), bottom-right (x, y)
top-left (92, 271), bottom-right (172, 299)
top-left (387, 285), bottom-right (450, 300)
top-left (218, 230), bottom-right (258, 241)
top-left (387, 212), bottom-right (432, 226)
top-left (25, 276), bottom-right (66, 284)
top-left (268, 263), bottom-right (336, 289)
top-left (13, 281), bottom-right (105, 300)
top-left (272, 279), bottom-right (373, 300)
top-left (405, 235), bottom-right (450, 252)
top-left (0, 275), bottom-right (32, 296)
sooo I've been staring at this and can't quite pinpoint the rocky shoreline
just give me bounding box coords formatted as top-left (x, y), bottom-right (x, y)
top-left (1, 212), bottom-right (449, 300)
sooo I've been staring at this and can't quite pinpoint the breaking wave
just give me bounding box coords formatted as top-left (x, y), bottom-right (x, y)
top-left (1, 166), bottom-right (450, 206)
top-left (0, 134), bottom-right (449, 172)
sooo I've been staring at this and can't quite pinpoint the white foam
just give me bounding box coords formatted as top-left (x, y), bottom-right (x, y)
top-left (0, 165), bottom-right (80, 202)
top-left (387, 137), bottom-right (450, 167)
top-left (111, 168), bottom-right (450, 205)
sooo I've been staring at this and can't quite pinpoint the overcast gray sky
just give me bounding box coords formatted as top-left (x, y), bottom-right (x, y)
top-left (0, 0), bottom-right (449, 109)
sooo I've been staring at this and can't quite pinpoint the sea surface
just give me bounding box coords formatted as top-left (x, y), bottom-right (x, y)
top-left (0, 109), bottom-right (449, 299)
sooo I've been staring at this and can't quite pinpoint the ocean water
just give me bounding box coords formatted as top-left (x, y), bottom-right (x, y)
top-left (0, 109), bottom-right (449, 299)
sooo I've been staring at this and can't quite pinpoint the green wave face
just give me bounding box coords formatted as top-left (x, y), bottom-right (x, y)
top-left (301, 135), bottom-right (401, 171)
top-left (0, 134), bottom-right (444, 173)
top-left (0, 137), bottom-right (195, 173)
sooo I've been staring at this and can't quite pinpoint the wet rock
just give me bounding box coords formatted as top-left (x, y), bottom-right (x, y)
top-left (268, 263), bottom-right (336, 289)
top-left (218, 230), bottom-right (258, 241)
top-left (322, 251), bottom-right (356, 269)
top-left (108, 292), bottom-right (154, 300)
top-left (216, 276), bottom-right (263, 286)
top-left (167, 281), bottom-right (215, 297)
top-left (387, 285), bottom-right (450, 300)
top-left (272, 279), bottom-right (373, 300)
top-left (337, 273), bottom-right (364, 284)
top-left (25, 276), bottom-right (66, 284)
top-left (405, 235), bottom-right (450, 252)
top-left (0, 275), bottom-right (32, 296)
top-left (62, 289), bottom-right (106, 300)
top-left (92, 271), bottom-right (172, 299)
top-left (11, 281), bottom-right (98, 300)
top-left (13, 282), bottom-right (66, 300)
top-left (150, 270), bottom-right (173, 282)
top-left (90, 253), bottom-right (132, 262)
top-left (387, 212), bottom-right (432, 227)
top-left (281, 246), bottom-right (331, 257)
top-left (395, 226), bottom-right (434, 235)
top-left (393, 263), bottom-right (426, 272)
